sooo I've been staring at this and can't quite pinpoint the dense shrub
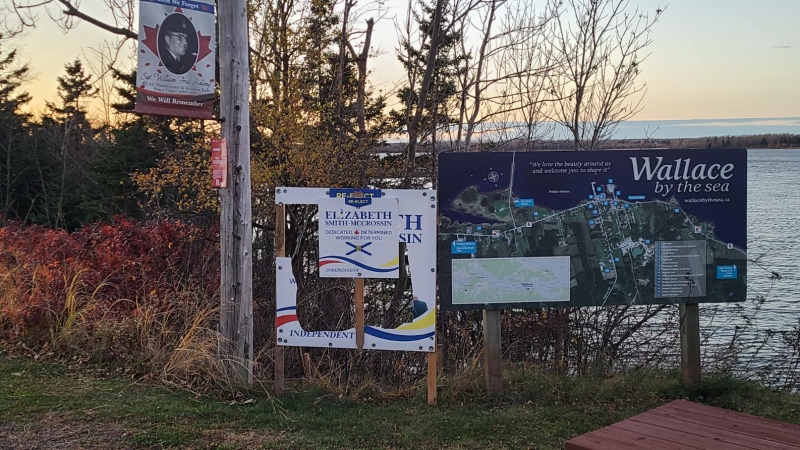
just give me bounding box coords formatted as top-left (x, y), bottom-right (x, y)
top-left (0, 218), bottom-right (219, 369)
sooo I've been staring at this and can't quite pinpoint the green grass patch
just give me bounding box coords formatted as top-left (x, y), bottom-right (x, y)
top-left (3, 355), bottom-right (800, 449)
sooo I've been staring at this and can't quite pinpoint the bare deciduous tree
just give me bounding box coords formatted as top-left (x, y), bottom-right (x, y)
top-left (545, 0), bottom-right (665, 150)
top-left (451, 0), bottom-right (561, 151)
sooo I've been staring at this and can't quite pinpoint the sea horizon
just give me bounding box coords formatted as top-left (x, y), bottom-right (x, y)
top-left (386, 117), bottom-right (800, 144)
top-left (605, 116), bottom-right (800, 140)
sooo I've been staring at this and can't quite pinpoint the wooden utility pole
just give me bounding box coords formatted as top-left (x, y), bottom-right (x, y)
top-left (218, 1), bottom-right (253, 385)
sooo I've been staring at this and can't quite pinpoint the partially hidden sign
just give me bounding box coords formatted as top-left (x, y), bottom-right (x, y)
top-left (211, 138), bottom-right (227, 188)
top-left (318, 196), bottom-right (399, 278)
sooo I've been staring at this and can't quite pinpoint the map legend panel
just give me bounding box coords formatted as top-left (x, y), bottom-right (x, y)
top-left (655, 240), bottom-right (708, 298)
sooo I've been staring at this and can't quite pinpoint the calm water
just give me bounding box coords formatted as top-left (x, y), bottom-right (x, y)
top-left (702, 149), bottom-right (800, 377)
top-left (745, 150), bottom-right (800, 328)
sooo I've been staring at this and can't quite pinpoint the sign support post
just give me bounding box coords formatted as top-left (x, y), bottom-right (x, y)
top-left (427, 351), bottom-right (438, 406)
top-left (355, 278), bottom-right (365, 350)
top-left (680, 302), bottom-right (701, 385)
top-left (274, 204), bottom-right (286, 394)
top-left (483, 310), bottom-right (503, 395)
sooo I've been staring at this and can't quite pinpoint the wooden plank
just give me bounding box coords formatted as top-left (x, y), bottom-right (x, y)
top-left (355, 278), bottom-right (365, 350)
top-left (483, 309), bottom-right (502, 395)
top-left (668, 400), bottom-right (800, 431)
top-left (616, 417), bottom-right (760, 450)
top-left (661, 401), bottom-right (800, 439)
top-left (566, 425), bottom-right (703, 450)
top-left (566, 431), bottom-right (653, 450)
top-left (652, 401), bottom-right (800, 446)
top-left (566, 400), bottom-right (800, 450)
top-left (302, 351), bottom-right (312, 379)
top-left (427, 351), bottom-right (437, 406)
top-left (274, 203), bottom-right (286, 395)
top-left (680, 303), bottom-right (701, 385)
top-left (630, 410), bottom-right (800, 450)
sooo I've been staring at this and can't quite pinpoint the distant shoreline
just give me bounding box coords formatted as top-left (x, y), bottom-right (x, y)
top-left (378, 135), bottom-right (800, 153)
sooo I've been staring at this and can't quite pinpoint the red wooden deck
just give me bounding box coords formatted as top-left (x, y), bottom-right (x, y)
top-left (565, 399), bottom-right (800, 450)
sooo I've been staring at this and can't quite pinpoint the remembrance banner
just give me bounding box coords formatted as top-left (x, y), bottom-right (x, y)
top-left (135, 0), bottom-right (216, 119)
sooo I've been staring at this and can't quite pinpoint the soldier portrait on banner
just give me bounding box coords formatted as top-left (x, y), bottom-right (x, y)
top-left (158, 13), bottom-right (198, 75)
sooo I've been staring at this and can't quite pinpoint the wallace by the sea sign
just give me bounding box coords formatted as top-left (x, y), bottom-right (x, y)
top-left (437, 149), bottom-right (747, 309)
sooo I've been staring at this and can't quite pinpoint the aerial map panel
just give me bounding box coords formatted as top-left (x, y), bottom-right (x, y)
top-left (437, 149), bottom-right (747, 309)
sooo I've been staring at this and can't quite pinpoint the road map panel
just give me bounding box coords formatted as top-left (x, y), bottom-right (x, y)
top-left (452, 257), bottom-right (570, 304)
top-left (437, 149), bottom-right (747, 309)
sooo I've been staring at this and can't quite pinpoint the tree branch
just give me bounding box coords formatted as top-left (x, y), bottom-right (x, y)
top-left (57, 0), bottom-right (137, 40)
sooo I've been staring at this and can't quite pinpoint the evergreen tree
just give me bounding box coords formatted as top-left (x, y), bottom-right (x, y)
top-left (45, 59), bottom-right (97, 150)
top-left (392, 0), bottom-right (467, 143)
top-left (83, 69), bottom-right (164, 221)
top-left (37, 59), bottom-right (97, 229)
top-left (298, 0), bottom-right (390, 160)
top-left (0, 38), bottom-right (34, 224)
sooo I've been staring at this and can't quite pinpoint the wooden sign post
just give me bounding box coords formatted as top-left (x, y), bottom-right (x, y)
top-left (680, 302), bottom-right (701, 385)
top-left (355, 278), bottom-right (365, 350)
top-left (275, 204), bottom-right (286, 394)
top-left (483, 310), bottom-right (503, 395)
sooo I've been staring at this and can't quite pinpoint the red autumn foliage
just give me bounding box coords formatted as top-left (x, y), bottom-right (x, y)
top-left (0, 218), bottom-right (220, 342)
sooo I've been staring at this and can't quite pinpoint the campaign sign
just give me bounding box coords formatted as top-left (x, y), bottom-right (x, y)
top-left (438, 149), bottom-right (747, 309)
top-left (276, 188), bottom-right (437, 352)
top-left (135, 0), bottom-right (216, 119)
top-left (319, 196), bottom-right (399, 278)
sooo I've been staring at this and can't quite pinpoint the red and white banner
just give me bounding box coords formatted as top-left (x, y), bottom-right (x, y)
top-left (211, 138), bottom-right (228, 188)
top-left (135, 0), bottom-right (216, 119)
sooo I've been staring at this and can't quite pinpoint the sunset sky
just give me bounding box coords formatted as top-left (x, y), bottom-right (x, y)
top-left (10, 0), bottom-right (800, 121)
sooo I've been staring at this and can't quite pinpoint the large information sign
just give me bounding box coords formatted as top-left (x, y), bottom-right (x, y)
top-left (438, 149), bottom-right (747, 309)
top-left (318, 195), bottom-right (400, 278)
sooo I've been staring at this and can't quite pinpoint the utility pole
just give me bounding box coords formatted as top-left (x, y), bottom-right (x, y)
top-left (217, 1), bottom-right (253, 385)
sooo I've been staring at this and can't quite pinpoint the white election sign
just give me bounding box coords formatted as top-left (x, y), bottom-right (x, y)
top-left (318, 196), bottom-right (399, 278)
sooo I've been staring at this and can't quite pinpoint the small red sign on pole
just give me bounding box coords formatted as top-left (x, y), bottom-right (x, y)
top-left (211, 138), bottom-right (228, 188)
